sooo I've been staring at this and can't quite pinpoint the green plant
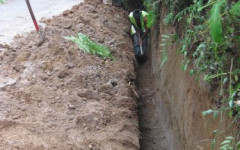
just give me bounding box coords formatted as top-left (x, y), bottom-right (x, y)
top-left (175, 0), bottom-right (204, 24)
top-left (64, 33), bottom-right (114, 60)
top-left (159, 35), bottom-right (170, 67)
top-left (162, 0), bottom-right (240, 149)
top-left (143, 0), bottom-right (160, 28)
top-left (220, 136), bottom-right (236, 150)
top-left (230, 1), bottom-right (240, 17)
top-left (159, 34), bottom-right (176, 67)
top-left (0, 0), bottom-right (6, 4)
top-left (209, 130), bottom-right (240, 150)
top-left (209, 0), bottom-right (225, 44)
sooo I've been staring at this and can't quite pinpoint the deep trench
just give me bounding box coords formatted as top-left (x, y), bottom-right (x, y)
top-left (136, 41), bottom-right (169, 150)
top-left (127, 0), bottom-right (169, 148)
top-left (118, 1), bottom-right (174, 149)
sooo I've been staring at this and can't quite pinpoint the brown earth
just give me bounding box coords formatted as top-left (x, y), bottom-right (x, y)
top-left (0, 0), bottom-right (140, 149)
top-left (135, 4), bottom-right (237, 149)
top-left (137, 51), bottom-right (169, 150)
top-left (142, 6), bottom-right (236, 150)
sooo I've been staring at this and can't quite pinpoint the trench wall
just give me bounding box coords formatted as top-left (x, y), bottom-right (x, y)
top-left (149, 6), bottom-right (236, 150)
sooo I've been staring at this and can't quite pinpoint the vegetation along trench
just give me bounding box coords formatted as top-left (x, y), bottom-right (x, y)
top-left (136, 0), bottom-right (240, 149)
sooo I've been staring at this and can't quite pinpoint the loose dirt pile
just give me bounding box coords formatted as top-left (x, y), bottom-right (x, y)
top-left (0, 0), bottom-right (139, 149)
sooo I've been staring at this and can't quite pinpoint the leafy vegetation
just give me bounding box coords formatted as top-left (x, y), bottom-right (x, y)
top-left (160, 0), bottom-right (240, 149)
top-left (65, 33), bottom-right (114, 60)
top-left (209, 0), bottom-right (224, 44)
top-left (160, 34), bottom-right (176, 67)
top-left (143, 0), bottom-right (160, 28)
top-left (219, 136), bottom-right (240, 150)
top-left (0, 0), bottom-right (6, 4)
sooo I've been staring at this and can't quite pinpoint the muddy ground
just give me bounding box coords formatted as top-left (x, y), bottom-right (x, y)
top-left (0, 0), bottom-right (140, 149)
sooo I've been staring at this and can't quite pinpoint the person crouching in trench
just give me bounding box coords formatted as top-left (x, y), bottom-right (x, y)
top-left (129, 10), bottom-right (150, 62)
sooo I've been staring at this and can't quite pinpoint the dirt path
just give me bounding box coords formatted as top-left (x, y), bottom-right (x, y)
top-left (136, 45), bottom-right (168, 150)
top-left (0, 1), bottom-right (139, 149)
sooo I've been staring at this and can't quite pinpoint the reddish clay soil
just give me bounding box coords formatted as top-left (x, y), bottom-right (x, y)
top-left (0, 0), bottom-right (139, 149)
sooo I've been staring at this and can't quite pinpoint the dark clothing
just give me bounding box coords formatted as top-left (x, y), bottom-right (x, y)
top-left (132, 32), bottom-right (148, 57)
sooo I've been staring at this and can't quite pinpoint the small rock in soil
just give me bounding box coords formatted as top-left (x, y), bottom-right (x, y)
top-left (6, 78), bottom-right (17, 86)
top-left (58, 70), bottom-right (70, 78)
top-left (77, 89), bottom-right (99, 100)
top-left (67, 103), bottom-right (76, 110)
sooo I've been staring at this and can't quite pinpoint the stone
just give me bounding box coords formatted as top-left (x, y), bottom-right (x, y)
top-left (58, 70), bottom-right (70, 79)
top-left (71, 5), bottom-right (80, 13)
top-left (89, 144), bottom-right (93, 149)
top-left (99, 83), bottom-right (112, 92)
top-left (98, 37), bottom-right (105, 43)
top-left (65, 63), bottom-right (75, 69)
top-left (67, 103), bottom-right (76, 110)
top-left (63, 10), bottom-right (71, 16)
top-left (125, 69), bottom-right (136, 80)
top-left (0, 84), bottom-right (6, 90)
top-left (6, 78), bottom-right (17, 86)
top-left (13, 64), bottom-right (24, 72)
top-left (77, 89), bottom-right (99, 100)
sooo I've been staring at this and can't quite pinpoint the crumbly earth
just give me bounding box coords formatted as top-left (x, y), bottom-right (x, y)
top-left (0, 0), bottom-right (139, 149)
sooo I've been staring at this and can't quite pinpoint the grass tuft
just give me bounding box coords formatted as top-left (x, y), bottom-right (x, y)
top-left (65, 33), bottom-right (114, 60)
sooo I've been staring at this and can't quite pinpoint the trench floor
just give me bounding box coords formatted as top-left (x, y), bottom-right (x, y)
top-left (137, 57), bottom-right (168, 150)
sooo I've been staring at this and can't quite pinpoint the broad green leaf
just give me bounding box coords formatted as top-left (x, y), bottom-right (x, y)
top-left (236, 141), bottom-right (240, 149)
top-left (235, 83), bottom-right (240, 91)
top-left (235, 74), bottom-right (239, 82)
top-left (202, 109), bottom-right (213, 116)
top-left (220, 144), bottom-right (229, 150)
top-left (211, 139), bottom-right (216, 150)
top-left (225, 136), bottom-right (234, 140)
top-left (160, 43), bottom-right (166, 47)
top-left (190, 69), bottom-right (195, 76)
top-left (161, 35), bottom-right (171, 39)
top-left (163, 12), bottom-right (173, 25)
top-left (221, 140), bottom-right (231, 144)
top-left (230, 0), bottom-right (240, 16)
top-left (182, 60), bottom-right (190, 71)
top-left (223, 77), bottom-right (228, 84)
top-left (213, 111), bottom-right (219, 119)
top-left (229, 100), bottom-right (233, 108)
top-left (229, 110), bottom-right (233, 117)
top-left (160, 50), bottom-right (168, 67)
top-left (204, 75), bottom-right (209, 81)
top-left (209, 0), bottom-right (225, 44)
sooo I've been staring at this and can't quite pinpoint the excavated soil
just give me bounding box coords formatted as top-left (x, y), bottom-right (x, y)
top-left (0, 0), bottom-right (140, 149)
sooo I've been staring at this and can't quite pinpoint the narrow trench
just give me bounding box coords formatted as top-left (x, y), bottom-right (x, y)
top-left (136, 47), bottom-right (168, 150)
top-left (122, 1), bottom-right (171, 149)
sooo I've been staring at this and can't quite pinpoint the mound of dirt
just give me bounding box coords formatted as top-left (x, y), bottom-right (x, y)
top-left (0, 0), bottom-right (139, 149)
